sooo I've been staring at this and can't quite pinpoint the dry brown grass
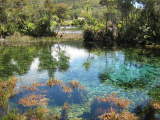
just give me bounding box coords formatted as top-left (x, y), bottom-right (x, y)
top-left (99, 111), bottom-right (139, 120)
top-left (152, 101), bottom-right (160, 110)
top-left (21, 83), bottom-right (46, 91)
top-left (47, 79), bottom-right (63, 87)
top-left (19, 94), bottom-right (48, 107)
top-left (0, 76), bottom-right (18, 108)
top-left (68, 80), bottom-right (85, 89)
top-left (57, 33), bottom-right (83, 39)
top-left (62, 103), bottom-right (70, 110)
top-left (62, 85), bottom-right (73, 93)
top-left (97, 93), bottom-right (131, 109)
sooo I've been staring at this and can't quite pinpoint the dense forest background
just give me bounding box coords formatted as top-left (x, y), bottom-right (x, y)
top-left (0, 0), bottom-right (160, 46)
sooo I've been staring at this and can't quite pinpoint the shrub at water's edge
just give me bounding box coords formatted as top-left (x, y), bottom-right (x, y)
top-left (83, 0), bottom-right (160, 47)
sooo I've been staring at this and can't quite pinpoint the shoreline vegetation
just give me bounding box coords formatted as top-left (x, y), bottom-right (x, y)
top-left (83, 0), bottom-right (160, 48)
top-left (0, 0), bottom-right (160, 119)
top-left (1, 0), bottom-right (159, 48)
top-left (0, 31), bottom-right (83, 46)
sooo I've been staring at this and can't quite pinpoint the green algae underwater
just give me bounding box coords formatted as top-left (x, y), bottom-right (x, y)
top-left (0, 40), bottom-right (160, 120)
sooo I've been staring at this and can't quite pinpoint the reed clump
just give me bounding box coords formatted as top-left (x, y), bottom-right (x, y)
top-left (69, 80), bottom-right (85, 89)
top-left (62, 102), bottom-right (70, 110)
top-left (97, 93), bottom-right (131, 109)
top-left (62, 85), bottom-right (73, 93)
top-left (0, 77), bottom-right (18, 108)
top-left (99, 110), bottom-right (139, 120)
top-left (21, 86), bottom-right (38, 91)
top-left (21, 83), bottom-right (46, 91)
top-left (47, 78), bottom-right (63, 87)
top-left (151, 101), bottom-right (160, 110)
top-left (19, 94), bottom-right (48, 107)
top-left (1, 111), bottom-right (26, 120)
top-left (24, 107), bottom-right (51, 120)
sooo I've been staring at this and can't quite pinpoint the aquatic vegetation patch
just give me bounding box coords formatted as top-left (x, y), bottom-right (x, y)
top-left (0, 77), bottom-right (17, 108)
top-left (21, 86), bottom-right (38, 92)
top-left (46, 79), bottom-right (87, 105)
top-left (96, 94), bottom-right (131, 109)
top-left (1, 111), bottom-right (26, 120)
top-left (62, 85), bottom-right (73, 93)
top-left (69, 80), bottom-right (85, 89)
top-left (99, 70), bottom-right (155, 89)
top-left (90, 93), bottom-right (132, 119)
top-left (18, 94), bottom-right (48, 107)
top-left (21, 83), bottom-right (46, 92)
top-left (148, 86), bottom-right (160, 101)
top-left (47, 79), bottom-right (63, 87)
top-left (24, 107), bottom-right (51, 120)
top-left (60, 103), bottom-right (71, 120)
top-left (151, 101), bottom-right (160, 110)
top-left (99, 110), bottom-right (139, 120)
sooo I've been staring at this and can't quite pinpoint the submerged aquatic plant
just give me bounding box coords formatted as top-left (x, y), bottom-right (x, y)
top-left (62, 85), bottom-right (73, 93)
top-left (25, 107), bottom-right (50, 120)
top-left (32, 83), bottom-right (46, 87)
top-left (90, 93), bottom-right (133, 119)
top-left (0, 76), bottom-right (18, 108)
top-left (62, 102), bottom-right (70, 111)
top-left (60, 103), bottom-right (70, 120)
top-left (21, 86), bottom-right (38, 91)
top-left (19, 94), bottom-right (48, 107)
top-left (21, 83), bottom-right (46, 91)
top-left (1, 111), bottom-right (26, 120)
top-left (47, 78), bottom-right (63, 87)
top-left (151, 101), bottom-right (160, 110)
top-left (97, 94), bottom-right (131, 109)
top-left (99, 111), bottom-right (139, 120)
top-left (68, 80), bottom-right (85, 89)
top-left (98, 110), bottom-right (119, 120)
top-left (148, 86), bottom-right (160, 101)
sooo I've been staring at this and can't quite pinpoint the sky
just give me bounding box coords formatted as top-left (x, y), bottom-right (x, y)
top-left (134, 2), bottom-right (144, 8)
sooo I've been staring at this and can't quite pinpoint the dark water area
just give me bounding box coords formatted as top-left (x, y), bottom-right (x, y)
top-left (0, 40), bottom-right (160, 119)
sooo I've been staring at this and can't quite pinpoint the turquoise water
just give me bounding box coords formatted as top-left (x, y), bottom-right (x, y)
top-left (0, 41), bottom-right (160, 119)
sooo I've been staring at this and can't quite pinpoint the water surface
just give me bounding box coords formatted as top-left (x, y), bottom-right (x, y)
top-left (0, 40), bottom-right (160, 119)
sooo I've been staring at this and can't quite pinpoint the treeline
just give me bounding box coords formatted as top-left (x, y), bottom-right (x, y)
top-left (0, 0), bottom-right (68, 37)
top-left (83, 0), bottom-right (160, 47)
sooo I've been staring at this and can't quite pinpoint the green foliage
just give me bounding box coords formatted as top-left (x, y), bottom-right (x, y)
top-left (0, 0), bottom-right (69, 37)
top-left (1, 111), bottom-right (26, 120)
top-left (72, 19), bottom-right (85, 26)
top-left (84, 0), bottom-right (160, 46)
top-left (55, 3), bottom-right (68, 21)
top-left (0, 77), bottom-right (17, 109)
top-left (149, 86), bottom-right (160, 101)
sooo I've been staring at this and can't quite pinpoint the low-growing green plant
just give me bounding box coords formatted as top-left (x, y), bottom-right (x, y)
top-left (0, 77), bottom-right (17, 108)
top-left (1, 111), bottom-right (26, 120)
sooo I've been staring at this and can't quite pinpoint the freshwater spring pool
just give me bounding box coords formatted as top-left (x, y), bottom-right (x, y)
top-left (0, 40), bottom-right (160, 119)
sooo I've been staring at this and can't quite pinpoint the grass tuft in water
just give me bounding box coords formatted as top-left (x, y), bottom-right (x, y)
top-left (47, 78), bottom-right (63, 87)
top-left (96, 93), bottom-right (131, 109)
top-left (62, 85), bottom-right (73, 93)
top-left (18, 94), bottom-right (48, 107)
top-left (0, 76), bottom-right (18, 108)
top-left (99, 110), bottom-right (139, 120)
top-left (68, 80), bottom-right (85, 90)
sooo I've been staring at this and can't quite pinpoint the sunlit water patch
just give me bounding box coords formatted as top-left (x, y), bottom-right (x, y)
top-left (0, 41), bottom-right (160, 119)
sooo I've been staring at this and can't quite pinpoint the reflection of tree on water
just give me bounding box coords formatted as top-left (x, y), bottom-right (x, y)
top-left (0, 47), bottom-right (38, 79)
top-left (39, 44), bottom-right (70, 78)
top-left (82, 52), bottom-right (94, 71)
top-left (0, 44), bottom-right (70, 79)
top-left (38, 45), bottom-right (58, 78)
top-left (98, 48), bottom-right (160, 89)
top-left (96, 48), bottom-right (160, 120)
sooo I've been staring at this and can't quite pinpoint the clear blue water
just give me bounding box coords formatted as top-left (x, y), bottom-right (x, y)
top-left (0, 40), bottom-right (160, 119)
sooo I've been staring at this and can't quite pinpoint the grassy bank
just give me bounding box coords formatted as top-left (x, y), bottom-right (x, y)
top-left (0, 33), bottom-right (83, 46)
